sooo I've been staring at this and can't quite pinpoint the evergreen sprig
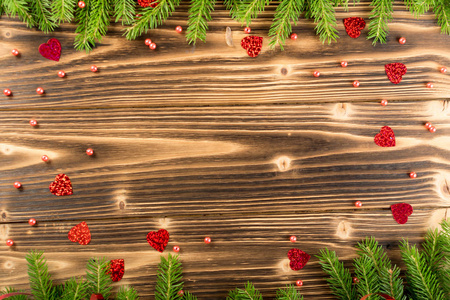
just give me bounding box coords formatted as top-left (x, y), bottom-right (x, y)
top-left (85, 257), bottom-right (113, 299)
top-left (74, 0), bottom-right (94, 51)
top-left (186, 0), bottom-right (216, 44)
top-left (236, 0), bottom-right (270, 26)
top-left (0, 287), bottom-right (28, 300)
top-left (434, 0), bottom-right (450, 34)
top-left (355, 237), bottom-right (390, 275)
top-left (155, 253), bottom-right (184, 300)
top-left (333, 0), bottom-right (360, 12)
top-left (183, 291), bottom-right (198, 300)
top-left (61, 277), bottom-right (88, 300)
top-left (275, 285), bottom-right (303, 300)
top-left (353, 255), bottom-right (379, 299)
top-left (226, 282), bottom-right (263, 300)
top-left (439, 219), bottom-right (450, 297)
top-left (88, 0), bottom-right (111, 43)
top-left (113, 0), bottom-right (135, 25)
top-left (117, 285), bottom-right (140, 300)
top-left (51, 0), bottom-right (77, 24)
top-left (268, 0), bottom-right (305, 50)
top-left (26, 250), bottom-right (54, 300)
top-left (224, 0), bottom-right (240, 20)
top-left (367, 0), bottom-right (393, 45)
top-left (404, 0), bottom-right (434, 17)
top-left (2, 0), bottom-right (34, 27)
top-left (379, 266), bottom-right (406, 300)
top-left (308, 0), bottom-right (339, 44)
top-left (30, 0), bottom-right (56, 32)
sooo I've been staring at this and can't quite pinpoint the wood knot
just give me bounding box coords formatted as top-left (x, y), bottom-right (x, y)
top-left (336, 220), bottom-right (352, 239)
top-left (280, 68), bottom-right (288, 76)
top-left (1, 211), bottom-right (6, 221)
top-left (275, 156), bottom-right (291, 172)
top-left (0, 224), bottom-right (10, 240)
top-left (280, 258), bottom-right (291, 272)
top-left (4, 261), bottom-right (14, 269)
top-left (435, 172), bottom-right (450, 202)
top-left (119, 201), bottom-right (125, 210)
top-left (4, 31), bottom-right (11, 38)
top-left (333, 103), bottom-right (351, 119)
top-left (0, 144), bottom-right (12, 155)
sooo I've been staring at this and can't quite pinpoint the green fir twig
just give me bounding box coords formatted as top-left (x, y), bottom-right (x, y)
top-left (113, 0), bottom-right (135, 25)
top-left (434, 0), bottom-right (450, 34)
top-left (26, 250), bottom-right (54, 300)
top-left (155, 253), bottom-right (184, 300)
top-left (74, 0), bottom-right (94, 51)
top-left (30, 0), bottom-right (56, 32)
top-left (2, 0), bottom-right (35, 27)
top-left (87, 0), bottom-right (111, 43)
top-left (353, 255), bottom-right (379, 299)
top-left (117, 285), bottom-right (140, 300)
top-left (308, 0), bottom-right (339, 44)
top-left (367, 0), bottom-right (393, 45)
top-left (186, 0), bottom-right (216, 44)
top-left (85, 257), bottom-right (113, 299)
top-left (268, 0), bottom-right (305, 50)
top-left (51, 0), bottom-right (77, 23)
top-left (183, 291), bottom-right (198, 300)
top-left (0, 287), bottom-right (28, 300)
top-left (61, 278), bottom-right (88, 300)
top-left (276, 285), bottom-right (304, 300)
top-left (236, 0), bottom-right (270, 26)
top-left (226, 282), bottom-right (263, 300)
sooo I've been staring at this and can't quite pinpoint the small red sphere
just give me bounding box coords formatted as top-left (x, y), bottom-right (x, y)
top-left (353, 277), bottom-right (360, 284)
top-left (14, 181), bottom-right (22, 189)
top-left (6, 239), bottom-right (14, 247)
top-left (425, 122), bottom-right (432, 129)
top-left (353, 80), bottom-right (360, 87)
top-left (36, 87), bottom-right (44, 95)
top-left (426, 82), bottom-right (434, 88)
top-left (145, 38), bottom-right (152, 46)
top-left (177, 290), bottom-right (184, 296)
top-left (296, 280), bottom-right (303, 287)
top-left (429, 126), bottom-right (436, 133)
top-left (409, 172), bottom-right (417, 179)
top-left (28, 218), bottom-right (37, 226)
top-left (341, 61), bottom-right (348, 67)
top-left (41, 155), bottom-right (49, 162)
top-left (380, 99), bottom-right (388, 106)
top-left (58, 70), bottom-right (66, 78)
top-left (78, 1), bottom-right (85, 8)
top-left (30, 119), bottom-right (38, 127)
top-left (176, 26), bottom-right (182, 33)
top-left (204, 237), bottom-right (211, 244)
top-left (90, 65), bottom-right (98, 72)
top-left (290, 235), bottom-right (297, 243)
top-left (290, 33), bottom-right (298, 40)
top-left (244, 27), bottom-right (251, 34)
top-left (399, 37), bottom-right (406, 45)
top-left (149, 43), bottom-right (157, 50)
top-left (4, 89), bottom-right (12, 96)
top-left (313, 71), bottom-right (320, 78)
top-left (173, 246), bottom-right (180, 252)
top-left (354, 201), bottom-right (362, 207)
top-left (440, 66), bottom-right (447, 74)
top-left (86, 148), bottom-right (94, 156)
top-left (12, 49), bottom-right (19, 56)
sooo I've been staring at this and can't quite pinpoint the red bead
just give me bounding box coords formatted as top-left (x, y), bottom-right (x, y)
top-left (290, 235), bottom-right (297, 243)
top-left (340, 61), bottom-right (348, 67)
top-left (173, 246), bottom-right (180, 252)
top-left (426, 82), bottom-right (433, 88)
top-left (175, 26), bottom-right (182, 33)
top-left (90, 65), bottom-right (98, 72)
top-left (149, 43), bottom-right (157, 50)
top-left (429, 126), bottom-right (436, 133)
top-left (440, 66), bottom-right (447, 74)
top-left (86, 148), bottom-right (94, 156)
top-left (353, 80), bottom-right (360, 87)
top-left (399, 37), bottom-right (406, 44)
top-left (14, 181), bottom-right (22, 189)
top-left (313, 71), bottom-right (320, 78)
top-left (409, 172), bottom-right (417, 179)
top-left (145, 38), bottom-right (152, 46)
top-left (290, 33), bottom-right (298, 40)
top-left (177, 290), bottom-right (184, 296)
top-left (244, 27), bottom-right (251, 34)
top-left (380, 99), bottom-right (388, 106)
top-left (29, 119), bottom-right (38, 127)
top-left (424, 122), bottom-right (432, 129)
top-left (4, 89), bottom-right (12, 96)
top-left (204, 237), bottom-right (211, 244)
top-left (12, 49), bottom-right (19, 56)
top-left (41, 155), bottom-right (49, 162)
top-left (354, 201), bottom-right (362, 207)
top-left (353, 277), bottom-right (360, 283)
top-left (78, 1), bottom-right (85, 8)
top-left (296, 280), bottom-right (303, 287)
top-left (36, 87), bottom-right (44, 95)
top-left (90, 294), bottom-right (104, 300)
top-left (58, 70), bottom-right (66, 78)
top-left (6, 239), bottom-right (14, 246)
top-left (28, 218), bottom-right (37, 226)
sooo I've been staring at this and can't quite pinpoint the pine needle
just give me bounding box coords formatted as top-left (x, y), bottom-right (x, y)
top-left (367, 0), bottom-right (393, 45)
top-left (356, 237), bottom-right (391, 275)
top-left (186, 0), bottom-right (216, 44)
top-left (113, 0), bottom-right (135, 25)
top-left (0, 287), bottom-right (28, 300)
top-left (226, 282), bottom-right (263, 300)
top-left (155, 254), bottom-right (184, 300)
top-left (183, 291), bottom-right (198, 300)
top-left (308, 0), bottom-right (339, 44)
top-left (51, 0), bottom-right (77, 24)
top-left (61, 278), bottom-right (88, 300)
top-left (404, 0), bottom-right (434, 18)
top-left (276, 284), bottom-right (304, 300)
top-left (433, 0), bottom-right (450, 35)
top-left (353, 255), bottom-right (380, 299)
top-left (224, 0), bottom-right (240, 19)
top-left (30, 0), bottom-right (56, 32)
top-left (26, 250), bottom-right (54, 300)
top-left (379, 266), bottom-right (406, 300)
top-left (333, 0), bottom-right (360, 12)
top-left (117, 285), bottom-right (140, 300)
top-left (236, 0), bottom-right (270, 26)
top-left (87, 0), bottom-right (111, 43)
top-left (85, 257), bottom-right (113, 299)
top-left (268, 0), bottom-right (304, 50)
top-left (2, 0), bottom-right (35, 27)
top-left (74, 0), bottom-right (94, 52)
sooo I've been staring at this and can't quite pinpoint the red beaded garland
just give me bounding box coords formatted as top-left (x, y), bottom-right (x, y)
top-left (290, 33), bottom-right (298, 40)
top-left (149, 43), bottom-right (157, 50)
top-left (58, 70), bottom-right (66, 78)
top-left (145, 38), bottom-right (152, 46)
top-left (424, 122), bottom-right (432, 129)
top-left (6, 239), bottom-right (14, 246)
top-left (86, 148), bottom-right (94, 156)
top-left (36, 87), bottom-right (44, 95)
top-left (90, 65), bottom-right (98, 72)
top-left (78, 1), bottom-right (85, 8)
top-left (353, 80), bottom-right (360, 87)
top-left (30, 119), bottom-right (38, 127)
top-left (290, 235), bottom-right (297, 243)
top-left (12, 49), bottom-right (20, 56)
top-left (429, 126), bottom-right (436, 133)
top-left (313, 71), bottom-right (320, 77)
top-left (340, 61), bottom-right (348, 67)
top-left (173, 245), bottom-right (180, 252)
top-left (204, 237), bottom-right (211, 244)
top-left (440, 66), bottom-right (447, 74)
top-left (14, 181), bottom-right (22, 189)
top-left (176, 26), bottom-right (182, 33)
top-left (4, 89), bottom-right (12, 96)
top-left (354, 201), bottom-right (362, 207)
top-left (41, 155), bottom-right (49, 162)
top-left (29, 218), bottom-right (37, 226)
top-left (296, 280), bottom-right (303, 287)
top-left (380, 99), bottom-right (388, 106)
top-left (409, 172), bottom-right (417, 179)
top-left (244, 27), bottom-right (251, 34)
top-left (398, 37), bottom-right (406, 44)
top-left (426, 82), bottom-right (433, 88)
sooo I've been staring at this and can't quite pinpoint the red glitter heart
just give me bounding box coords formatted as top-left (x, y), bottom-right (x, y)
top-left (374, 126), bottom-right (395, 147)
top-left (147, 229), bottom-right (169, 252)
top-left (49, 174), bottom-right (73, 196)
top-left (391, 203), bottom-right (413, 224)
top-left (38, 38), bottom-right (61, 61)
top-left (287, 248), bottom-right (310, 271)
top-left (385, 63), bottom-right (407, 84)
top-left (108, 259), bottom-right (125, 282)
top-left (343, 17), bottom-right (366, 38)
top-left (241, 36), bottom-right (263, 58)
top-left (68, 221), bottom-right (91, 245)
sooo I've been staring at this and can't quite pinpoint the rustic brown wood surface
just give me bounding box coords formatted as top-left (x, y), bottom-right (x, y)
top-left (1, 0), bottom-right (450, 299)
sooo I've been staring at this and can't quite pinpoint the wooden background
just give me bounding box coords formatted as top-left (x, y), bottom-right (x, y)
top-left (1, 0), bottom-right (450, 298)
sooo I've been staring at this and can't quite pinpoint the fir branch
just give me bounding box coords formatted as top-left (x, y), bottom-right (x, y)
top-left (125, 0), bottom-right (181, 40)
top-left (379, 266), bottom-right (406, 300)
top-left (113, 0), bottom-right (135, 25)
top-left (0, 287), bottom-right (28, 300)
top-left (236, 0), bottom-right (270, 26)
top-left (74, 0), bottom-right (94, 51)
top-left (30, 0), bottom-right (56, 32)
top-left (268, 0), bottom-right (304, 50)
top-left (117, 285), bottom-right (140, 300)
top-left (183, 291), bottom-right (198, 300)
top-left (308, 0), bottom-right (339, 44)
top-left (276, 285), bottom-right (303, 300)
top-left (226, 282), bottom-right (263, 300)
top-left (155, 254), bottom-right (184, 300)
top-left (26, 250), bottom-right (54, 300)
top-left (439, 219), bottom-right (450, 296)
top-left (367, 0), bottom-right (393, 45)
top-left (433, 0), bottom-right (450, 35)
top-left (85, 257), bottom-right (113, 299)
top-left (51, 0), bottom-right (77, 24)
top-left (404, 0), bottom-right (434, 18)
top-left (224, 0), bottom-right (240, 20)
top-left (423, 227), bottom-right (444, 273)
top-left (87, 0), bottom-right (111, 43)
top-left (61, 278), bottom-right (88, 300)
top-left (316, 249), bottom-right (356, 300)
top-left (353, 255), bottom-right (380, 299)
top-left (186, 0), bottom-right (216, 44)
top-left (2, 0), bottom-right (34, 27)
top-left (356, 237), bottom-right (391, 276)
top-left (400, 239), bottom-right (445, 300)
top-left (333, 0), bottom-right (360, 12)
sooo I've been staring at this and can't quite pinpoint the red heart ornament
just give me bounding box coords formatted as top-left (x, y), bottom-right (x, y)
top-left (391, 203), bottom-right (413, 224)
top-left (241, 36), bottom-right (263, 58)
top-left (287, 248), bottom-right (310, 271)
top-left (343, 17), bottom-right (366, 38)
top-left (147, 229), bottom-right (169, 252)
top-left (39, 38), bottom-right (61, 61)
top-left (374, 126), bottom-right (395, 147)
top-left (68, 221), bottom-right (91, 245)
top-left (108, 259), bottom-right (125, 282)
top-left (385, 63), bottom-right (407, 84)
top-left (49, 174), bottom-right (73, 196)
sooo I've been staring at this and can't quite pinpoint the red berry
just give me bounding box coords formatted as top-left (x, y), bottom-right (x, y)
top-left (86, 148), bottom-right (94, 156)
top-left (244, 27), bottom-right (251, 34)
top-left (380, 99), bottom-right (388, 106)
top-left (177, 290), bottom-right (184, 296)
top-left (6, 239), bottom-right (14, 246)
top-left (353, 80), bottom-right (360, 87)
top-left (173, 246), bottom-right (180, 252)
top-left (426, 82), bottom-right (433, 88)
top-left (290, 33), bottom-right (298, 40)
top-left (354, 201), bottom-right (362, 207)
top-left (145, 38), bottom-right (152, 46)
top-left (296, 280), bottom-right (303, 287)
top-left (41, 155), bottom-right (49, 162)
top-left (399, 37), bottom-right (406, 44)
top-left (12, 49), bottom-right (19, 56)
top-left (175, 26), bottom-right (182, 33)
top-left (409, 172), bottom-right (417, 179)
top-left (424, 122), bottom-right (432, 129)
top-left (440, 66), bottom-right (447, 74)
top-left (313, 71), bottom-right (320, 77)
top-left (204, 237), bottom-right (211, 244)
top-left (78, 1), bottom-right (85, 8)
top-left (28, 218), bottom-right (37, 226)
top-left (149, 43), bottom-right (157, 50)
top-left (58, 70), bottom-right (66, 78)
top-left (30, 119), bottom-right (38, 127)
top-left (340, 61), bottom-right (348, 67)
top-left (90, 65), bottom-right (98, 72)
top-left (4, 89), bottom-right (12, 96)
top-left (353, 277), bottom-right (360, 283)
top-left (36, 87), bottom-right (44, 95)
top-left (14, 181), bottom-right (22, 189)
top-left (290, 235), bottom-right (297, 243)
top-left (429, 126), bottom-right (436, 133)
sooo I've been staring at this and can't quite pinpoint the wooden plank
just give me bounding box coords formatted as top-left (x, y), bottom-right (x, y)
top-left (1, 102), bottom-right (449, 221)
top-left (0, 2), bottom-right (449, 109)
top-left (0, 210), bottom-right (446, 299)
